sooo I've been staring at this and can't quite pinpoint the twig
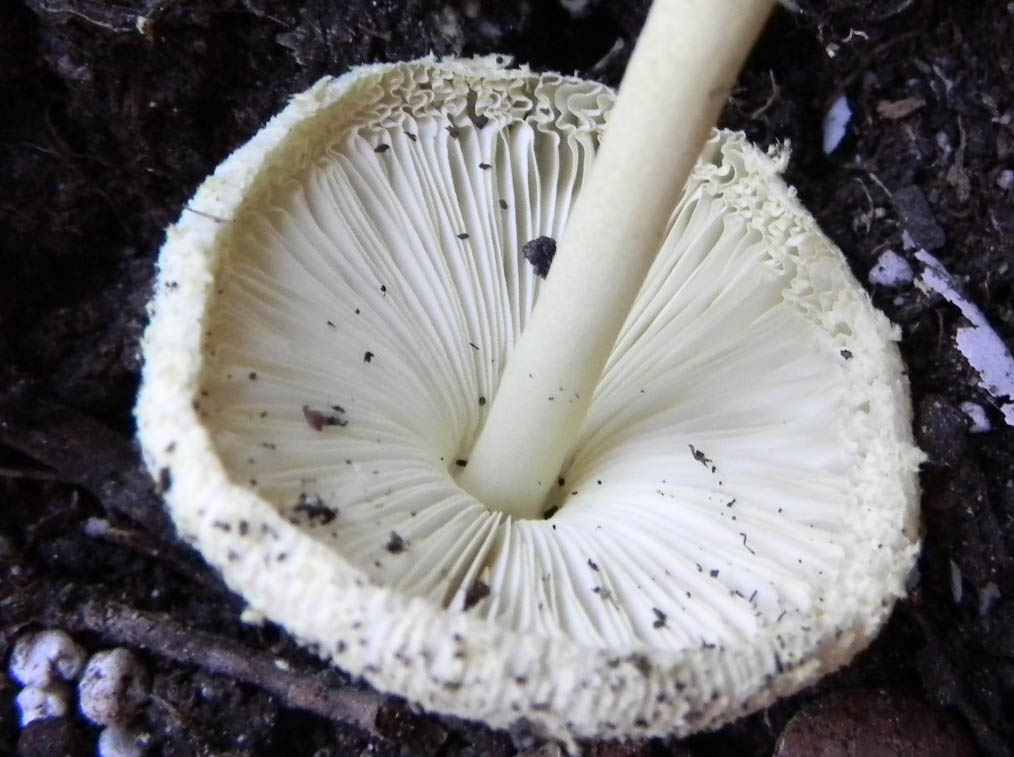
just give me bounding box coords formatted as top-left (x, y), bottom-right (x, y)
top-left (81, 517), bottom-right (215, 588)
top-left (839, 30), bottom-right (921, 91)
top-left (50, 598), bottom-right (386, 737)
top-left (355, 22), bottom-right (391, 42)
top-left (25, 0), bottom-right (138, 34)
top-left (747, 70), bottom-right (780, 119)
top-left (0, 466), bottom-right (63, 482)
top-left (0, 392), bottom-right (174, 541)
top-left (590, 38), bottom-right (626, 75)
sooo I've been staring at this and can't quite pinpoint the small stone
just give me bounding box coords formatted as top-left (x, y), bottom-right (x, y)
top-left (774, 689), bottom-right (977, 757)
top-left (891, 185), bottom-right (945, 251)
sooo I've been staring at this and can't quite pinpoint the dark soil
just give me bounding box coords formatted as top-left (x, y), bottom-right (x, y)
top-left (2, 1), bottom-right (1013, 755)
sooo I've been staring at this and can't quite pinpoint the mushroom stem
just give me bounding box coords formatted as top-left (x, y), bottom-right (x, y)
top-left (458, 0), bottom-right (775, 519)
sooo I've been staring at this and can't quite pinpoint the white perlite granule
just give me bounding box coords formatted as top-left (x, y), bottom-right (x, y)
top-left (869, 250), bottom-right (914, 289)
top-left (822, 94), bottom-right (852, 154)
top-left (9, 631), bottom-right (85, 688)
top-left (14, 684), bottom-right (70, 727)
top-left (960, 401), bottom-right (992, 434)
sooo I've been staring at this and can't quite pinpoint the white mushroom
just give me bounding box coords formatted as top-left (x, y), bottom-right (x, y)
top-left (9, 630), bottom-right (86, 688)
top-left (136, 28), bottom-right (920, 750)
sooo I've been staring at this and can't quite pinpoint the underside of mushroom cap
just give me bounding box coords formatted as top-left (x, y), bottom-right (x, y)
top-left (135, 56), bottom-right (922, 746)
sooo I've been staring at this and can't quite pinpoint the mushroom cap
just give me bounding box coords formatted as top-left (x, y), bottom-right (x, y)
top-left (135, 56), bottom-right (922, 744)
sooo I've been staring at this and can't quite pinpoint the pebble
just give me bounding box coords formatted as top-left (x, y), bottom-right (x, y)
top-left (774, 689), bottom-right (977, 757)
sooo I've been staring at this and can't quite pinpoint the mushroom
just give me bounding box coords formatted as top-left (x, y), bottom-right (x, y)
top-left (136, 15), bottom-right (920, 750)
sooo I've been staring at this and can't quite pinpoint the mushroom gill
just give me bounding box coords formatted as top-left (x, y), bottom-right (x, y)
top-left (136, 57), bottom-right (922, 744)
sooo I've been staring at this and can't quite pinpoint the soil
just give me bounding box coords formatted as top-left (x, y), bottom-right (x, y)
top-left (2, 1), bottom-right (1013, 755)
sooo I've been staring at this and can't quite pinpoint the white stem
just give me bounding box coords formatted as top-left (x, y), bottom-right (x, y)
top-left (458, 0), bottom-right (776, 519)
